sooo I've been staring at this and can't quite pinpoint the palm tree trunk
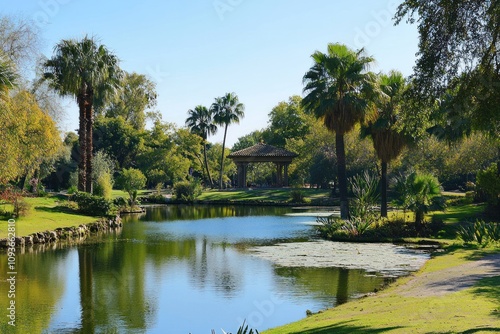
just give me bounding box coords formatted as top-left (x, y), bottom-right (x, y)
top-left (77, 95), bottom-right (87, 192)
top-left (219, 124), bottom-right (228, 189)
top-left (85, 94), bottom-right (93, 194)
top-left (336, 133), bottom-right (349, 219)
top-left (381, 161), bottom-right (388, 218)
top-left (203, 142), bottom-right (213, 187)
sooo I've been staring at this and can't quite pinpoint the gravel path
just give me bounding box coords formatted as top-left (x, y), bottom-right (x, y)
top-left (393, 252), bottom-right (500, 297)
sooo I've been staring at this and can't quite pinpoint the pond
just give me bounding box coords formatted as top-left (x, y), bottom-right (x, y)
top-left (0, 205), bottom-right (430, 333)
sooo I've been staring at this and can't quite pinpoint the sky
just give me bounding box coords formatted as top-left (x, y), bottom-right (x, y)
top-left (2, 0), bottom-right (419, 147)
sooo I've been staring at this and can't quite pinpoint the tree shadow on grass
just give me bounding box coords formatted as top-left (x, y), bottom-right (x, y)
top-left (287, 320), bottom-right (404, 334)
top-left (462, 328), bottom-right (500, 333)
top-left (34, 205), bottom-right (81, 215)
top-left (473, 276), bottom-right (500, 318)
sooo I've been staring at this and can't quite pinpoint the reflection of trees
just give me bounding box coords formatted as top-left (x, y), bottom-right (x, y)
top-left (274, 267), bottom-right (385, 307)
top-left (0, 248), bottom-right (67, 333)
top-left (123, 205), bottom-right (290, 222)
top-left (336, 268), bottom-right (349, 305)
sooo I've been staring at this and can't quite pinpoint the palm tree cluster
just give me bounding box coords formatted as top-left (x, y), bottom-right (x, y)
top-left (302, 43), bottom-right (411, 219)
top-left (186, 92), bottom-right (245, 189)
top-left (43, 36), bottom-right (122, 193)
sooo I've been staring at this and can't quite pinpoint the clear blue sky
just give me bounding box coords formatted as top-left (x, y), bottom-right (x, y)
top-left (2, 0), bottom-right (419, 147)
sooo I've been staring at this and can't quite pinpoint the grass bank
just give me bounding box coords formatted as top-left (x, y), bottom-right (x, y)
top-left (264, 247), bottom-right (500, 334)
top-left (0, 195), bottom-right (98, 239)
top-left (197, 188), bottom-right (332, 203)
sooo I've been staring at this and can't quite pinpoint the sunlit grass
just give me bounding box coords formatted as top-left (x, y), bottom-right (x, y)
top-left (0, 195), bottom-right (97, 239)
top-left (264, 248), bottom-right (500, 334)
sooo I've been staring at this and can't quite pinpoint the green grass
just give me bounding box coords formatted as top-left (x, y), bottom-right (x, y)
top-left (264, 248), bottom-right (500, 334)
top-left (197, 188), bottom-right (331, 203)
top-left (0, 195), bottom-right (98, 239)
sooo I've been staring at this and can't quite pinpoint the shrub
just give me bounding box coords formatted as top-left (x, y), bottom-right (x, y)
top-left (476, 163), bottom-right (500, 207)
top-left (72, 191), bottom-right (116, 217)
top-left (289, 189), bottom-right (306, 203)
top-left (458, 220), bottom-right (492, 245)
top-left (173, 179), bottom-right (202, 201)
top-left (486, 222), bottom-right (500, 242)
top-left (0, 187), bottom-right (31, 218)
top-left (93, 172), bottom-right (113, 199)
top-left (67, 185), bottom-right (78, 194)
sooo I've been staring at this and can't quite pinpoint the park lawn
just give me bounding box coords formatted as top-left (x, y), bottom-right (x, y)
top-left (264, 247), bottom-right (500, 334)
top-left (0, 195), bottom-right (98, 239)
top-left (197, 188), bottom-right (331, 202)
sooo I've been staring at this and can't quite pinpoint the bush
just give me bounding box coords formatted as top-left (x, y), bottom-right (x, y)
top-left (173, 179), bottom-right (202, 201)
top-left (0, 187), bottom-right (31, 218)
top-left (93, 173), bottom-right (113, 199)
top-left (476, 163), bottom-right (500, 206)
top-left (457, 220), bottom-right (499, 245)
top-left (72, 191), bottom-right (116, 217)
top-left (289, 189), bottom-right (307, 203)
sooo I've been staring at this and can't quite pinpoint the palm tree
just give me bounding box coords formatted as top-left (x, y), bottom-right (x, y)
top-left (43, 36), bottom-right (122, 193)
top-left (186, 105), bottom-right (218, 187)
top-left (302, 43), bottom-right (375, 219)
top-left (362, 70), bottom-right (409, 217)
top-left (394, 170), bottom-right (444, 233)
top-left (211, 92), bottom-right (245, 189)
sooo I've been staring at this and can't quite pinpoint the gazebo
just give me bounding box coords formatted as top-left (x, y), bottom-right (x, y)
top-left (228, 143), bottom-right (298, 188)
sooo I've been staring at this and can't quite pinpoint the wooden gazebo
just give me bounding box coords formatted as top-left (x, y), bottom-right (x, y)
top-left (228, 143), bottom-right (298, 188)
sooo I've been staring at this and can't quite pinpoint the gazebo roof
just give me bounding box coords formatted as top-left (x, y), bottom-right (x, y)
top-left (228, 143), bottom-right (298, 158)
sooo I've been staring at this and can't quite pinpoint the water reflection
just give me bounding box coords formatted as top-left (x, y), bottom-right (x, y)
top-left (0, 205), bottom-right (421, 333)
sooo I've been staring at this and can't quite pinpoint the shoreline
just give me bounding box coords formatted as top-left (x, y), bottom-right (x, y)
top-left (0, 215), bottom-right (122, 249)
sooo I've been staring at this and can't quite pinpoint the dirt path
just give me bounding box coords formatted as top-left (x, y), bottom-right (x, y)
top-left (392, 253), bottom-right (500, 297)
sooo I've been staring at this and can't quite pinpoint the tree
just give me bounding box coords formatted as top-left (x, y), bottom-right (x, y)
top-left (104, 72), bottom-right (157, 131)
top-left (211, 92), bottom-right (245, 189)
top-left (0, 91), bottom-right (60, 185)
top-left (0, 15), bottom-right (41, 73)
top-left (119, 168), bottom-right (146, 207)
top-left (43, 36), bottom-right (122, 193)
top-left (362, 71), bottom-right (410, 217)
top-left (393, 170), bottom-right (444, 233)
top-left (267, 95), bottom-right (311, 147)
top-left (302, 43), bottom-right (376, 219)
top-left (93, 116), bottom-right (144, 169)
top-left (395, 1), bottom-right (500, 152)
top-left (186, 105), bottom-right (218, 187)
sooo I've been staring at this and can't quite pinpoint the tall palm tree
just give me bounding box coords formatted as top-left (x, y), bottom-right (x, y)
top-left (302, 43), bottom-right (375, 219)
top-left (362, 70), bottom-right (409, 217)
top-left (211, 92), bottom-right (245, 189)
top-left (43, 36), bottom-right (122, 193)
top-left (186, 105), bottom-right (218, 187)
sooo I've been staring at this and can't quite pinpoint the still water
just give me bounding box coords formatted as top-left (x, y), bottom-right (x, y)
top-left (0, 205), bottom-right (428, 333)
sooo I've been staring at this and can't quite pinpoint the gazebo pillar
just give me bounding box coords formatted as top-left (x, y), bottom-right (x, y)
top-left (284, 163), bottom-right (290, 187)
top-left (276, 163), bottom-right (284, 187)
top-left (236, 163), bottom-right (248, 188)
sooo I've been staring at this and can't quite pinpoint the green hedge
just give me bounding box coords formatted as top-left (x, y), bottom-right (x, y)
top-left (72, 192), bottom-right (117, 217)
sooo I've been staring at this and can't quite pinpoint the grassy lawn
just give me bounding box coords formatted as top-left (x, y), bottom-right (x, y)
top-left (197, 188), bottom-right (331, 202)
top-left (0, 195), bottom-right (98, 239)
top-left (264, 247), bottom-right (500, 334)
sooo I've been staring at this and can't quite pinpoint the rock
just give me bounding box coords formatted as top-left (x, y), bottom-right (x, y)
top-left (24, 236), bottom-right (33, 245)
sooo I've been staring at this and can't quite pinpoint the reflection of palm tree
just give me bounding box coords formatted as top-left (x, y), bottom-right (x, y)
top-left (302, 43), bottom-right (375, 219)
top-left (336, 268), bottom-right (349, 305)
top-left (186, 105), bottom-right (218, 187)
top-left (78, 248), bottom-right (95, 333)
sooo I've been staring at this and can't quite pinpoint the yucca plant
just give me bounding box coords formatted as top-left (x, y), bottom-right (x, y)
top-left (486, 222), bottom-right (500, 242)
top-left (216, 320), bottom-right (259, 334)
